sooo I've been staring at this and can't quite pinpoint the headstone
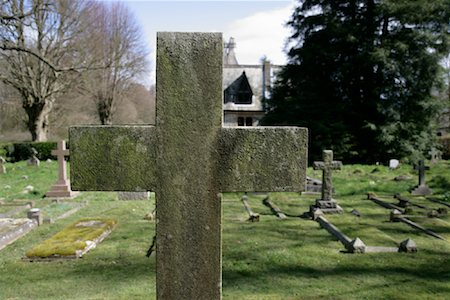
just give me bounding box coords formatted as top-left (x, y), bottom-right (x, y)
top-left (27, 147), bottom-right (40, 167)
top-left (0, 156), bottom-right (6, 174)
top-left (45, 140), bottom-right (78, 198)
top-left (348, 238), bottom-right (366, 253)
top-left (389, 159), bottom-right (399, 169)
top-left (27, 208), bottom-right (42, 226)
top-left (311, 150), bottom-right (343, 213)
top-left (351, 209), bottom-right (361, 217)
top-left (69, 32), bottom-right (308, 300)
top-left (428, 148), bottom-right (442, 164)
top-left (117, 191), bottom-right (149, 200)
top-left (411, 160), bottom-right (433, 195)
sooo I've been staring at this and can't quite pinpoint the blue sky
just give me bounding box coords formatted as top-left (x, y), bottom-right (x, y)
top-left (106, 1), bottom-right (295, 83)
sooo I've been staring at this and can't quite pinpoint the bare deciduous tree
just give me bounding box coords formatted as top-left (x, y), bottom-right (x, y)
top-left (0, 0), bottom-right (92, 141)
top-left (82, 1), bottom-right (148, 125)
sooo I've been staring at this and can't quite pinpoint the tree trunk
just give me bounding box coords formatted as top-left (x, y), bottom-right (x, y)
top-left (24, 101), bottom-right (52, 141)
top-left (98, 97), bottom-right (114, 125)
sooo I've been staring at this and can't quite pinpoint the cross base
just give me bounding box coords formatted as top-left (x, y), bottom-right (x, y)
top-left (45, 181), bottom-right (79, 198)
top-left (310, 199), bottom-right (343, 214)
top-left (411, 185), bottom-right (433, 196)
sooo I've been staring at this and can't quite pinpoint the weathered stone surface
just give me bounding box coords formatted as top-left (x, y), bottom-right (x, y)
top-left (219, 127), bottom-right (307, 192)
top-left (70, 126), bottom-right (157, 191)
top-left (70, 32), bottom-right (308, 300)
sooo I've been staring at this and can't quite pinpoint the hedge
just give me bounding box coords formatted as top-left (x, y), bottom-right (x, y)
top-left (2, 142), bottom-right (58, 162)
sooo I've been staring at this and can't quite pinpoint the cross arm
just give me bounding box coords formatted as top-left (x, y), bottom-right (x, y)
top-left (218, 126), bottom-right (308, 192)
top-left (69, 125), bottom-right (157, 191)
top-left (313, 162), bottom-right (324, 170)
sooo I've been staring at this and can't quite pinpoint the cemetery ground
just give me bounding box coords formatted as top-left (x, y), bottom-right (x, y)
top-left (0, 161), bottom-right (449, 299)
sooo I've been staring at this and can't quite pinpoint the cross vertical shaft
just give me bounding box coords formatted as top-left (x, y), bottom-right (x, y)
top-left (156, 32), bottom-right (223, 300)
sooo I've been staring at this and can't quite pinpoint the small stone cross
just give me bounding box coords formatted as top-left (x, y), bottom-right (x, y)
top-left (411, 160), bottom-right (432, 195)
top-left (45, 140), bottom-right (77, 198)
top-left (70, 32), bottom-right (308, 300)
top-left (428, 148), bottom-right (442, 164)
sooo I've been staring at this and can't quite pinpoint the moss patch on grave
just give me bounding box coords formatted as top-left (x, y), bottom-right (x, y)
top-left (26, 218), bottom-right (116, 258)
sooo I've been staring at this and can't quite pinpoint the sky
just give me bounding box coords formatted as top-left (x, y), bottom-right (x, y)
top-left (105, 0), bottom-right (295, 84)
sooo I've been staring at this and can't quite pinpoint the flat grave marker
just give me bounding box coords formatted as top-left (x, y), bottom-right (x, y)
top-left (70, 32), bottom-right (308, 300)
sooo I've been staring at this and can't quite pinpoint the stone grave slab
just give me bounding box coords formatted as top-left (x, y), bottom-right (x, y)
top-left (25, 218), bottom-right (116, 260)
top-left (0, 218), bottom-right (37, 251)
top-left (70, 32), bottom-right (308, 300)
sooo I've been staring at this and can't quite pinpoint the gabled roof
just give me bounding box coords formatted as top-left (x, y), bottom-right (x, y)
top-left (224, 71), bottom-right (253, 104)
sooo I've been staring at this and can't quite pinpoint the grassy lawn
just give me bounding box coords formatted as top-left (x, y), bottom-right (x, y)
top-left (0, 160), bottom-right (449, 299)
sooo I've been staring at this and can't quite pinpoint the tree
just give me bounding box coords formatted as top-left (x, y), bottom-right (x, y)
top-left (263, 0), bottom-right (450, 163)
top-left (82, 1), bottom-right (148, 125)
top-left (0, 0), bottom-right (93, 141)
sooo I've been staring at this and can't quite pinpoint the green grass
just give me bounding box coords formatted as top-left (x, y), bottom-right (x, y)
top-left (0, 160), bottom-right (449, 299)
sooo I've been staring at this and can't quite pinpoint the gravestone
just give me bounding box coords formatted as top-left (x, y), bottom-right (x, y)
top-left (0, 156), bottom-right (6, 174)
top-left (411, 160), bottom-right (433, 195)
top-left (117, 191), bottom-right (149, 200)
top-left (27, 148), bottom-right (40, 166)
top-left (311, 150), bottom-right (343, 213)
top-left (389, 159), bottom-right (399, 169)
top-left (428, 148), bottom-right (442, 164)
top-left (45, 140), bottom-right (78, 198)
top-left (69, 32), bottom-right (308, 300)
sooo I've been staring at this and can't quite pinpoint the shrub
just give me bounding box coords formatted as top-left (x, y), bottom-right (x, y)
top-left (6, 142), bottom-right (57, 162)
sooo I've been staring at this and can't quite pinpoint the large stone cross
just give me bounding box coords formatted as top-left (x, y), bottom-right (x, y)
top-left (411, 160), bottom-right (432, 195)
top-left (415, 160), bottom-right (429, 187)
top-left (313, 150), bottom-right (341, 202)
top-left (312, 150), bottom-right (343, 213)
top-left (45, 140), bottom-right (78, 198)
top-left (69, 32), bottom-right (308, 300)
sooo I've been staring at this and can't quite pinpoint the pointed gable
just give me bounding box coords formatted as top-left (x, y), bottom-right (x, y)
top-left (224, 71), bottom-right (253, 104)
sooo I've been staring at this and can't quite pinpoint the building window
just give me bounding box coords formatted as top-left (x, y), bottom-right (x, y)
top-left (237, 117), bottom-right (245, 126)
top-left (245, 117), bottom-right (253, 126)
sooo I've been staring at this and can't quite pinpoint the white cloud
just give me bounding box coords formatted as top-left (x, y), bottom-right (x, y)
top-left (224, 3), bottom-right (294, 65)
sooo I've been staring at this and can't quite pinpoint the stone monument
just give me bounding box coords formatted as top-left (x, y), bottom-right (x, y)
top-left (45, 140), bottom-right (78, 198)
top-left (311, 150), bottom-right (343, 213)
top-left (0, 156), bottom-right (6, 174)
top-left (27, 147), bottom-right (40, 166)
top-left (69, 32), bottom-right (308, 300)
top-left (428, 148), bottom-right (442, 164)
top-left (411, 160), bottom-right (432, 195)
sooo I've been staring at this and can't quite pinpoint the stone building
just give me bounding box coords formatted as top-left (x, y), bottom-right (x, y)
top-left (223, 37), bottom-right (282, 127)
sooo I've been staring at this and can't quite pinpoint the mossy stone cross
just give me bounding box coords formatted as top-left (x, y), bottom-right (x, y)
top-left (70, 32), bottom-right (308, 300)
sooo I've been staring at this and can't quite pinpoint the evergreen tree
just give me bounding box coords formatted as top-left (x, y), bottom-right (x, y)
top-left (262, 0), bottom-right (450, 163)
